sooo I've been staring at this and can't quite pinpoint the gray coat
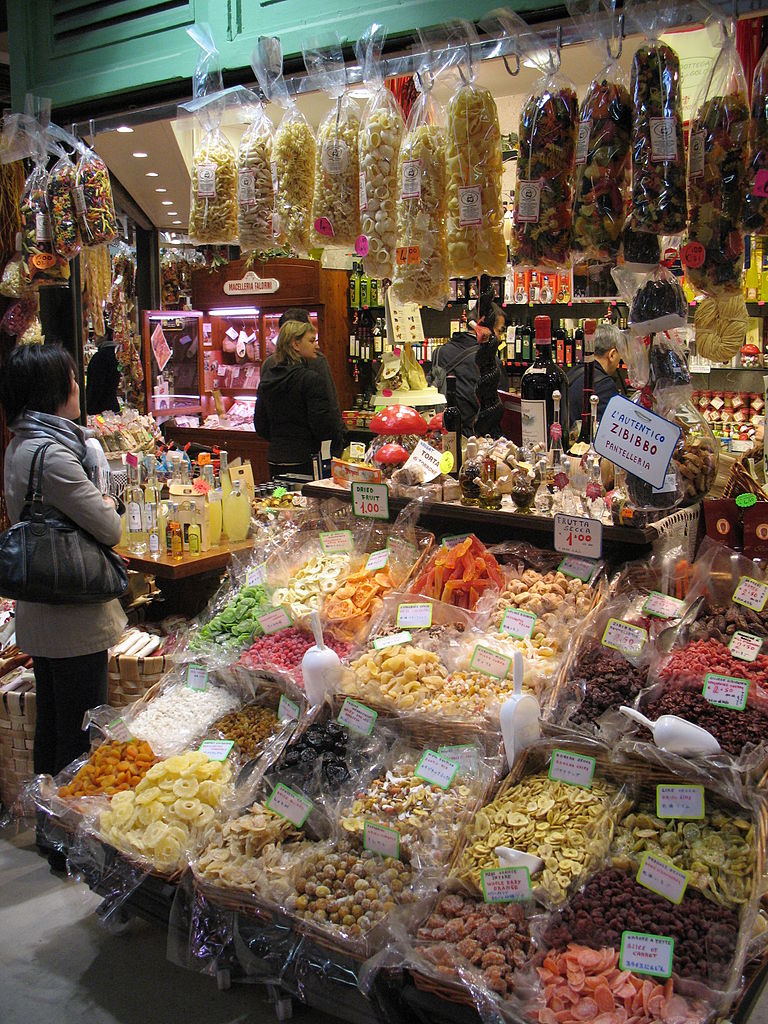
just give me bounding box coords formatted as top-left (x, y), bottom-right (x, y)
top-left (4, 436), bottom-right (127, 658)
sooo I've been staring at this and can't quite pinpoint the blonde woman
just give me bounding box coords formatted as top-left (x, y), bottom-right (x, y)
top-left (254, 319), bottom-right (337, 479)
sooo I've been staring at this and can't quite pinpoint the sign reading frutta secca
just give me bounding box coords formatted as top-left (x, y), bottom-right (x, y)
top-left (223, 271), bottom-right (280, 295)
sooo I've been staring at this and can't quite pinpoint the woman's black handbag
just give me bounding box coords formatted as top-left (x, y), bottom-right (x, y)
top-left (0, 442), bottom-right (128, 604)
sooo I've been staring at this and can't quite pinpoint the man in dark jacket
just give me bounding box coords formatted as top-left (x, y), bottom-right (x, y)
top-left (261, 307), bottom-right (346, 456)
top-left (430, 323), bottom-right (509, 437)
top-left (85, 332), bottom-right (121, 414)
top-left (567, 324), bottom-right (628, 437)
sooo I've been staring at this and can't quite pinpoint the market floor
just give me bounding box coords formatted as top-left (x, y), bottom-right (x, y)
top-left (0, 823), bottom-right (341, 1024)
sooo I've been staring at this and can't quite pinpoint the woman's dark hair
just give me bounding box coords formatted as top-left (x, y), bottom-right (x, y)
top-left (278, 307), bottom-right (311, 328)
top-left (0, 344), bottom-right (77, 423)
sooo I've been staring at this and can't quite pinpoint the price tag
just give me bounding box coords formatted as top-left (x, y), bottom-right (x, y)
top-left (703, 673), bottom-right (749, 711)
top-left (458, 185), bottom-right (482, 226)
top-left (499, 608), bottom-right (537, 640)
top-left (397, 603), bottom-right (432, 629)
top-left (554, 514), bottom-right (602, 559)
top-left (602, 618), bottom-right (647, 657)
top-left (197, 162), bottom-right (216, 197)
top-left (733, 575), bottom-right (768, 612)
top-left (337, 697), bottom-right (378, 736)
top-left (754, 169), bottom-right (768, 198)
top-left (642, 592), bottom-right (684, 619)
top-left (364, 821), bottom-right (400, 858)
top-left (355, 234), bottom-right (369, 257)
top-left (108, 718), bottom-right (132, 743)
top-left (656, 785), bottom-right (705, 820)
top-left (594, 396), bottom-right (681, 490)
top-left (437, 745), bottom-right (479, 777)
top-left (442, 533), bottom-right (472, 547)
top-left (481, 867), bottom-right (532, 903)
top-left (267, 783), bottom-right (313, 828)
top-left (198, 739), bottom-right (234, 761)
top-left (395, 245), bottom-right (421, 265)
top-left (439, 451), bottom-right (454, 474)
top-left (517, 180), bottom-right (541, 223)
top-left (470, 644), bottom-right (512, 680)
top-left (387, 537), bottom-right (418, 560)
top-left (373, 630), bottom-right (412, 651)
top-left (619, 931), bottom-right (674, 978)
top-left (314, 216), bottom-right (334, 238)
top-left (636, 853), bottom-right (688, 905)
top-left (257, 607), bottom-right (292, 635)
top-left (186, 664), bottom-right (209, 692)
top-left (402, 440), bottom-right (443, 482)
top-left (548, 749), bottom-right (595, 789)
top-left (278, 694), bottom-right (300, 721)
top-left (366, 549), bottom-right (390, 572)
top-left (729, 631), bottom-right (763, 662)
top-left (414, 749), bottom-right (458, 790)
top-left (681, 241), bottom-right (706, 270)
top-left (689, 130), bottom-right (706, 178)
top-left (319, 530), bottom-right (354, 553)
top-left (246, 563), bottom-right (267, 587)
top-left (352, 482), bottom-right (389, 520)
top-left (558, 555), bottom-right (597, 582)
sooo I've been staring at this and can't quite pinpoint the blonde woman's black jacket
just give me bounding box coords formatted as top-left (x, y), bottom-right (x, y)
top-left (253, 358), bottom-right (337, 465)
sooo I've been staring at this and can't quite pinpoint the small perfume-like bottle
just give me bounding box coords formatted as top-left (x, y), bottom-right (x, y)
top-left (459, 438), bottom-right (483, 506)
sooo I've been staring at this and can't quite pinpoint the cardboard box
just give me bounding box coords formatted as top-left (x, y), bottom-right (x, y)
top-left (169, 483), bottom-right (211, 551)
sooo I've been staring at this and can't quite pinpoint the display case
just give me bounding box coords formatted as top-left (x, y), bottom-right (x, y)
top-left (142, 311), bottom-right (205, 418)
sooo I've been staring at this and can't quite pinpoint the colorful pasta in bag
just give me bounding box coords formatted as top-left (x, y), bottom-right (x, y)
top-left (74, 145), bottom-right (117, 247)
top-left (445, 23), bottom-right (506, 278)
top-left (304, 39), bottom-right (361, 249)
top-left (47, 151), bottom-right (81, 261)
top-left (744, 44), bottom-right (768, 234)
top-left (686, 19), bottom-right (748, 293)
top-left (20, 124), bottom-right (69, 287)
top-left (356, 25), bottom-right (404, 281)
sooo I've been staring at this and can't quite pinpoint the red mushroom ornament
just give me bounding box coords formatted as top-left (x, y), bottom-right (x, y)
top-left (368, 405), bottom-right (428, 462)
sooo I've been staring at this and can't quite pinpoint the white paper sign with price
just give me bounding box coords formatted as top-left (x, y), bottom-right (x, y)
top-left (554, 513), bottom-right (602, 559)
top-left (594, 396), bottom-right (681, 489)
top-left (351, 482), bottom-right (389, 520)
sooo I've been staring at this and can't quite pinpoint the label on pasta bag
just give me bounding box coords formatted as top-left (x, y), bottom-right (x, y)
top-left (689, 131), bottom-right (706, 178)
top-left (620, 932), bottom-right (674, 978)
top-left (197, 162), bottom-right (216, 197)
top-left (401, 160), bottom-right (421, 198)
top-left (73, 186), bottom-right (86, 216)
top-left (458, 186), bottom-right (482, 226)
top-left (238, 170), bottom-right (256, 205)
top-left (650, 118), bottom-right (678, 162)
top-left (517, 181), bottom-right (541, 223)
top-left (322, 138), bottom-right (349, 174)
top-left (359, 171), bottom-right (368, 211)
top-left (35, 212), bottom-right (50, 243)
top-left (575, 120), bottom-right (592, 165)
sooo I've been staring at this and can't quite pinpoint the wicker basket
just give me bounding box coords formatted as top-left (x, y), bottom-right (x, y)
top-left (107, 651), bottom-right (173, 710)
top-left (0, 682), bottom-right (35, 807)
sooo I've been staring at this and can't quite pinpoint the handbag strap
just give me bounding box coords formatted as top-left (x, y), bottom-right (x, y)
top-left (23, 442), bottom-right (54, 507)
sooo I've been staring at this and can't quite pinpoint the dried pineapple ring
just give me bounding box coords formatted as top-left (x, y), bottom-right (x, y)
top-left (173, 798), bottom-right (202, 821)
top-left (112, 803), bottom-right (134, 828)
top-left (143, 821), bottom-right (171, 848)
top-left (197, 780), bottom-right (221, 804)
top-left (173, 777), bottom-right (200, 798)
top-left (110, 790), bottom-right (133, 807)
top-left (138, 803), bottom-right (164, 825)
top-left (154, 836), bottom-right (182, 866)
top-left (135, 786), bottom-right (161, 805)
top-left (158, 778), bottom-right (177, 791)
top-left (272, 589), bottom-right (289, 604)
top-left (196, 805), bottom-right (215, 827)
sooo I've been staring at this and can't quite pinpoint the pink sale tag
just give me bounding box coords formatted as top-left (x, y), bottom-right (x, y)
top-left (355, 235), bottom-right (369, 256)
top-left (314, 217), bottom-right (334, 237)
top-left (382, 388), bottom-right (393, 397)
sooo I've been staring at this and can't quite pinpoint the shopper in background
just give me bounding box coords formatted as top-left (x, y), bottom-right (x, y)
top-left (261, 307), bottom-right (346, 456)
top-left (0, 344), bottom-right (126, 862)
top-left (473, 289), bottom-right (507, 438)
top-left (254, 320), bottom-right (338, 479)
top-left (567, 323), bottom-right (627, 435)
top-left (85, 327), bottom-right (121, 415)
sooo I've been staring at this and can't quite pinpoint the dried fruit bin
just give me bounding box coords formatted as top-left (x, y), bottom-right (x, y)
top-left (0, 682), bottom-right (35, 806)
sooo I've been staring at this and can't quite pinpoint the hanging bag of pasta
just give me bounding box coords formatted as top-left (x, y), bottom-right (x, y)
top-left (73, 141), bottom-right (117, 247)
top-left (182, 25), bottom-right (238, 245)
top-left (685, 17), bottom-right (748, 294)
top-left (304, 38), bottom-right (361, 249)
top-left (46, 136), bottom-right (81, 261)
top-left (744, 43), bottom-right (768, 233)
top-left (356, 24), bottom-right (404, 281)
top-left (513, 36), bottom-right (579, 268)
top-left (444, 21), bottom-right (506, 278)
top-left (236, 88), bottom-right (277, 253)
top-left (628, 7), bottom-right (687, 234)
top-left (391, 43), bottom-right (450, 310)
top-left (20, 118), bottom-right (70, 287)
top-left (568, 0), bottom-right (632, 264)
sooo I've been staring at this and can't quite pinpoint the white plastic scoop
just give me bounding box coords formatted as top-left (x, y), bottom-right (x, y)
top-left (494, 846), bottom-right (544, 875)
top-left (301, 612), bottom-right (342, 706)
top-left (499, 651), bottom-right (541, 769)
top-left (619, 705), bottom-right (721, 756)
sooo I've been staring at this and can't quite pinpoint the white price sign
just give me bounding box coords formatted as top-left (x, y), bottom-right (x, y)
top-left (602, 618), bottom-right (647, 657)
top-left (257, 607), bottom-right (292, 635)
top-left (619, 931), bottom-right (674, 978)
top-left (594, 395), bottom-right (681, 489)
top-left (198, 739), bottom-right (234, 761)
top-left (337, 697), bottom-right (378, 736)
top-left (437, 745), bottom-right (479, 777)
top-left (352, 482), bottom-right (389, 520)
top-left (470, 644), bottom-right (512, 680)
top-left (642, 592), bottom-right (684, 619)
top-left (499, 607), bottom-right (537, 640)
top-left (278, 694), bottom-right (300, 721)
top-left (554, 514), bottom-right (602, 559)
top-left (364, 821), bottom-right (400, 858)
top-left (402, 440), bottom-right (443, 482)
top-left (246, 563), bottom-right (267, 587)
top-left (729, 631), bottom-right (763, 662)
top-left (636, 853), bottom-right (688, 905)
top-left (558, 555), bottom-right (597, 582)
top-left (656, 785), bottom-right (705, 819)
top-left (267, 783), bottom-right (313, 828)
top-left (481, 867), bottom-right (532, 903)
top-left (703, 673), bottom-right (749, 711)
top-left (108, 718), bottom-right (132, 743)
top-left (548, 749), bottom-right (595, 789)
top-left (414, 749), bottom-right (458, 790)
top-left (366, 549), bottom-right (390, 572)
top-left (732, 576), bottom-right (768, 612)
top-left (186, 664), bottom-right (209, 692)
top-left (319, 530), bottom-right (354, 553)
top-left (373, 630), bottom-right (412, 651)
top-left (397, 603), bottom-right (432, 629)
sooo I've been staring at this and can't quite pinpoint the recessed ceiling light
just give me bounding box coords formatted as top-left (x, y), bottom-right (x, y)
top-left (161, 200), bottom-right (173, 206)
top-left (168, 212), bottom-right (178, 217)
top-left (132, 151), bottom-right (148, 158)
top-left (116, 125), bottom-right (134, 134)
top-left (173, 220), bottom-right (182, 225)
top-left (146, 172), bottom-right (159, 178)
top-left (155, 187), bottom-right (167, 192)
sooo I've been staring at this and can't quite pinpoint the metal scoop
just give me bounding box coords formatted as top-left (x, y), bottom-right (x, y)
top-left (619, 705), bottom-right (721, 756)
top-left (657, 595), bottom-right (704, 654)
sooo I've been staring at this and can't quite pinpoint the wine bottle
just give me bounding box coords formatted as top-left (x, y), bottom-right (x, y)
top-left (520, 315), bottom-right (569, 451)
top-left (442, 374), bottom-right (462, 478)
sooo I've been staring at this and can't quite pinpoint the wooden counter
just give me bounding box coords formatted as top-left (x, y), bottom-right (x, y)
top-left (162, 425), bottom-right (270, 483)
top-left (117, 539), bottom-right (254, 580)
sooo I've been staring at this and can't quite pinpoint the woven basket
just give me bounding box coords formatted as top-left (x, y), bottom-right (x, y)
top-left (650, 503), bottom-right (702, 563)
top-left (0, 683), bottom-right (35, 807)
top-left (723, 458), bottom-right (768, 501)
top-left (107, 652), bottom-right (172, 709)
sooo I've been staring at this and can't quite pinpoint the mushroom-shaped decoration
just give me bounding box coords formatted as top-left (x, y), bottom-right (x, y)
top-left (369, 405), bottom-right (428, 436)
top-left (373, 442), bottom-right (410, 478)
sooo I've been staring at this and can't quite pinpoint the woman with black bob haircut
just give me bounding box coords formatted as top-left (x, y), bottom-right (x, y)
top-left (0, 344), bottom-right (125, 860)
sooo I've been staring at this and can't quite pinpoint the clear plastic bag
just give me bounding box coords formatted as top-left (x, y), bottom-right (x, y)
top-left (629, 9), bottom-right (687, 234)
top-left (356, 24), bottom-right (404, 281)
top-left (304, 39), bottom-right (361, 249)
top-left (74, 143), bottom-right (118, 247)
top-left (513, 44), bottom-right (579, 268)
top-left (182, 25), bottom-right (238, 245)
top-left (391, 42), bottom-right (450, 310)
top-left (627, 264), bottom-right (687, 334)
top-left (744, 43), bottom-right (768, 234)
top-left (20, 130), bottom-right (70, 287)
top-left (686, 18), bottom-right (749, 294)
top-left (444, 22), bottom-right (506, 278)
top-left (47, 150), bottom-right (81, 260)
top-left (236, 91), bottom-right (277, 252)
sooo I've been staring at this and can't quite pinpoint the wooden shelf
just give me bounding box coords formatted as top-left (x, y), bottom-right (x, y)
top-left (117, 539), bottom-right (254, 580)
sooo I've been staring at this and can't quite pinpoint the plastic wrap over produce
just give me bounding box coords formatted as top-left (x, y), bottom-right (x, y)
top-left (444, 22), bottom-right (506, 278)
top-left (356, 24), bottom-right (404, 281)
top-left (744, 43), bottom-right (768, 234)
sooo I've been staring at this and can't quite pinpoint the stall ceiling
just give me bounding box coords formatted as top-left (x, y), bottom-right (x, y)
top-left (93, 26), bottom-right (718, 235)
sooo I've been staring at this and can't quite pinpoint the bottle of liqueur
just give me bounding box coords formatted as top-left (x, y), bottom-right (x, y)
top-left (442, 375), bottom-right (462, 478)
top-left (520, 316), bottom-right (569, 451)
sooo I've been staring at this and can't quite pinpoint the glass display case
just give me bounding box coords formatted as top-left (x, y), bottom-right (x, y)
top-left (142, 311), bottom-right (204, 417)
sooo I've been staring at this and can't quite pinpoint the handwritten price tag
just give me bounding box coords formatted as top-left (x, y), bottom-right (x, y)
top-left (198, 739), bottom-right (234, 761)
top-left (656, 785), bottom-right (705, 820)
top-left (733, 576), bottom-right (768, 612)
top-left (337, 697), bottom-right (378, 736)
top-left (395, 245), bottom-right (421, 265)
top-left (549, 749), bottom-right (595, 789)
top-left (366, 549), bottom-right (390, 572)
top-left (364, 821), bottom-right (400, 858)
top-left (246, 563), bottom-right (267, 587)
top-left (500, 607), bottom-right (537, 639)
top-left (319, 530), bottom-right (354, 553)
top-left (703, 673), bottom-right (749, 711)
top-left (642, 592), bottom-right (684, 619)
top-left (257, 607), bottom-right (292, 635)
top-left (186, 664), bottom-right (208, 692)
top-left (373, 630), bottom-right (412, 651)
top-left (558, 555), bottom-right (597, 582)
top-left (442, 533), bottom-right (472, 547)
top-left (352, 482), bottom-right (389, 520)
top-left (314, 216), bottom-right (334, 238)
top-left (602, 618), bottom-right (647, 657)
top-left (278, 694), bottom-right (299, 721)
top-left (636, 853), bottom-right (688, 905)
top-left (620, 932), bottom-right (674, 978)
top-left (470, 644), bottom-right (512, 680)
top-left (554, 513), bottom-right (602, 559)
top-left (397, 603), bottom-right (432, 629)
top-left (481, 867), bottom-right (532, 903)
top-left (355, 234), bottom-right (369, 257)
top-left (267, 783), bottom-right (313, 828)
top-left (415, 749), bottom-right (458, 790)
top-left (108, 718), bottom-right (132, 742)
top-left (729, 631), bottom-right (763, 662)
top-left (437, 745), bottom-right (479, 777)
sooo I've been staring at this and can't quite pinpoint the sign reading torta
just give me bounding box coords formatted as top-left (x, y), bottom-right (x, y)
top-left (223, 270), bottom-right (280, 296)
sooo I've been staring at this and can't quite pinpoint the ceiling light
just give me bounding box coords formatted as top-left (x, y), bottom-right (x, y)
top-left (173, 220), bottom-right (182, 225)
top-left (209, 307), bottom-right (260, 317)
top-left (161, 200), bottom-right (173, 206)
top-left (116, 125), bottom-right (134, 134)
top-left (132, 151), bottom-right (148, 158)
top-left (168, 212), bottom-right (178, 217)
top-left (155, 187), bottom-right (167, 192)
top-left (146, 172), bottom-right (159, 178)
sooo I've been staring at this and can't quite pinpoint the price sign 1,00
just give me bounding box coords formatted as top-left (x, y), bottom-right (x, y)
top-left (554, 513), bottom-right (602, 559)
